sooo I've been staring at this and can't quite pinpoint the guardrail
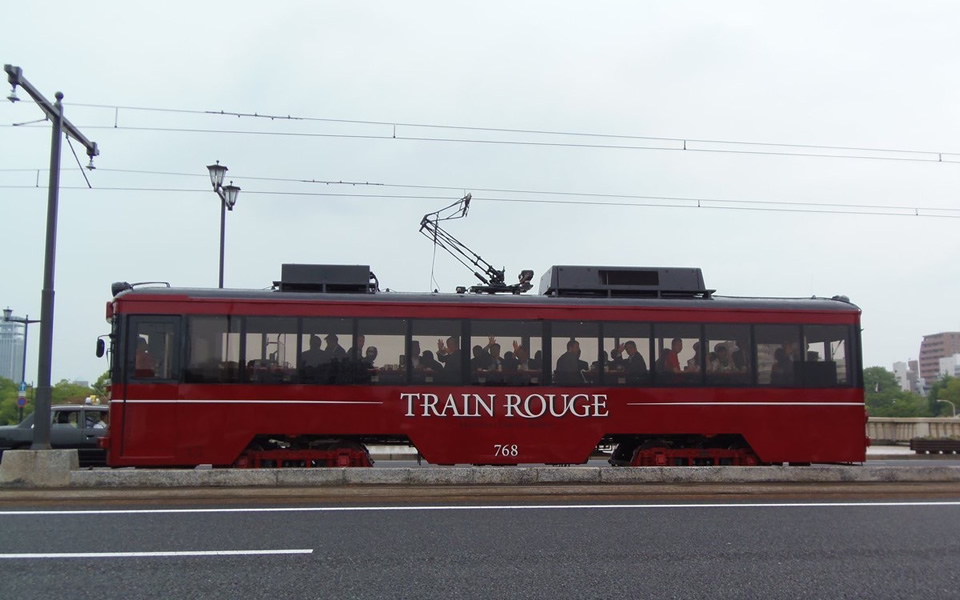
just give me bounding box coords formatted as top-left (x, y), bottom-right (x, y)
top-left (868, 417), bottom-right (960, 442)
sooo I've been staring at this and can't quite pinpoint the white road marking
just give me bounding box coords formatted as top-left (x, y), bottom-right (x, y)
top-left (0, 501), bottom-right (958, 516)
top-left (0, 549), bottom-right (313, 559)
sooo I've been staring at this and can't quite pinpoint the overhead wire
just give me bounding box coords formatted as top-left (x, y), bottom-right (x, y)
top-left (0, 181), bottom-right (957, 219)
top-left (3, 101), bottom-right (960, 163)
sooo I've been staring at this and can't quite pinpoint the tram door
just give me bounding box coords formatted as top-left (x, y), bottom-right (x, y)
top-left (118, 316), bottom-right (181, 462)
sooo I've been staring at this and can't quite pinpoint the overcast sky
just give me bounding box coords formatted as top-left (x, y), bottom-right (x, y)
top-left (3, 1), bottom-right (959, 384)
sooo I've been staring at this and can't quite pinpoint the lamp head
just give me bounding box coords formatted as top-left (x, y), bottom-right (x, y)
top-left (206, 161), bottom-right (228, 189)
top-left (2, 307), bottom-right (11, 321)
top-left (222, 181), bottom-right (240, 210)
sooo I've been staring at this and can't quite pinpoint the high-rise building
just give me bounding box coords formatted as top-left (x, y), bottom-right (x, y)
top-left (893, 360), bottom-right (923, 395)
top-left (919, 332), bottom-right (960, 384)
top-left (0, 320), bottom-right (25, 383)
top-left (940, 354), bottom-right (960, 378)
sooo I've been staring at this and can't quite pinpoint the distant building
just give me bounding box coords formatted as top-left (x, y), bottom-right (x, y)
top-left (919, 332), bottom-right (960, 384)
top-left (893, 360), bottom-right (923, 395)
top-left (939, 354), bottom-right (960, 378)
top-left (0, 320), bottom-right (25, 383)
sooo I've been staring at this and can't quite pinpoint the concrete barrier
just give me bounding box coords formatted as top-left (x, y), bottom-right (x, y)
top-left (0, 449), bottom-right (79, 487)
top-left (868, 417), bottom-right (960, 442)
top-left (54, 464), bottom-right (960, 489)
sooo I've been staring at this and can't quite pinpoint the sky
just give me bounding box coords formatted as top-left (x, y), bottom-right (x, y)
top-left (2, 1), bottom-right (960, 384)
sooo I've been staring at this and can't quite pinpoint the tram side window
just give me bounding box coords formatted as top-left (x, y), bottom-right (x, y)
top-left (244, 317), bottom-right (298, 384)
top-left (704, 324), bottom-right (752, 386)
top-left (185, 316), bottom-right (241, 383)
top-left (300, 317), bottom-right (352, 384)
top-left (601, 322), bottom-right (651, 386)
top-left (756, 325), bottom-right (802, 386)
top-left (652, 324), bottom-right (701, 386)
top-left (128, 317), bottom-right (180, 381)
top-left (355, 318), bottom-right (408, 385)
top-left (469, 320), bottom-right (543, 386)
top-left (803, 325), bottom-right (852, 387)
top-left (551, 322), bottom-right (599, 386)
top-left (411, 319), bottom-right (464, 385)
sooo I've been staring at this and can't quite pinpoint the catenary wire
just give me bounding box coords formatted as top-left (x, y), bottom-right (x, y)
top-left (62, 101), bottom-right (960, 159)
top-left (4, 167), bottom-right (959, 215)
top-left (1, 184), bottom-right (957, 218)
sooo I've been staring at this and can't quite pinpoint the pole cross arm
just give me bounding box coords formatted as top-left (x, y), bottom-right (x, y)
top-left (5, 64), bottom-right (99, 158)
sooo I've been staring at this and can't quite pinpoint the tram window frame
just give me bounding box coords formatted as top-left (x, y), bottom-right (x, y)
top-left (600, 322), bottom-right (652, 387)
top-left (756, 324), bottom-right (803, 387)
top-left (651, 323), bottom-right (702, 386)
top-left (355, 318), bottom-right (408, 385)
top-left (243, 317), bottom-right (299, 384)
top-left (184, 315), bottom-right (241, 383)
top-left (126, 316), bottom-right (182, 382)
top-left (550, 321), bottom-right (600, 386)
top-left (411, 319), bottom-right (465, 385)
top-left (468, 320), bottom-right (543, 386)
top-left (704, 324), bottom-right (752, 386)
top-left (802, 324), bottom-right (852, 387)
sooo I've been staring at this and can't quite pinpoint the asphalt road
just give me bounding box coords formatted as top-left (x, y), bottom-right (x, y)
top-left (2, 492), bottom-right (960, 599)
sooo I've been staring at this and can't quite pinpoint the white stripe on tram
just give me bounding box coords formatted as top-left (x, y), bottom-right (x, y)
top-left (113, 399), bottom-right (383, 405)
top-left (0, 549), bottom-right (314, 559)
top-left (627, 402), bottom-right (864, 407)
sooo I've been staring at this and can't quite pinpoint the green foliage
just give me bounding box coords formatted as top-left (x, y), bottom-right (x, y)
top-left (929, 376), bottom-right (960, 417)
top-left (0, 377), bottom-right (96, 425)
top-left (864, 366), bottom-right (930, 417)
top-left (0, 377), bottom-right (19, 425)
top-left (51, 379), bottom-right (94, 405)
top-left (91, 371), bottom-right (110, 399)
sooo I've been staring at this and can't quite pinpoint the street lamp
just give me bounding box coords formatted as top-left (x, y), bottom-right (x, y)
top-left (937, 398), bottom-right (956, 418)
top-left (6, 64), bottom-right (98, 450)
top-left (2, 308), bottom-right (40, 422)
top-left (206, 161), bottom-right (241, 289)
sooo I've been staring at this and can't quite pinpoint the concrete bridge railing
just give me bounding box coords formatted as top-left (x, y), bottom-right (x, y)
top-left (868, 417), bottom-right (960, 442)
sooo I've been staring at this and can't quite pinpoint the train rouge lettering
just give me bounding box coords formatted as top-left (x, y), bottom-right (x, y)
top-left (403, 393), bottom-right (495, 417)
top-left (401, 392), bottom-right (608, 418)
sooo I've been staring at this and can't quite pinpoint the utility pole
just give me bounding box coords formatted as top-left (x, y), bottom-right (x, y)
top-left (5, 65), bottom-right (99, 449)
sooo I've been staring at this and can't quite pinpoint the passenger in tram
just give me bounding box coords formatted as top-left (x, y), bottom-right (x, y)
top-left (658, 338), bottom-right (682, 373)
top-left (471, 344), bottom-right (492, 370)
top-left (485, 337), bottom-right (502, 370)
top-left (529, 350), bottom-right (543, 371)
top-left (770, 347), bottom-right (793, 385)
top-left (300, 335), bottom-right (326, 368)
top-left (322, 333), bottom-right (347, 362)
top-left (363, 346), bottom-right (378, 368)
top-left (621, 341), bottom-right (649, 377)
top-left (347, 335), bottom-right (366, 361)
top-left (419, 350), bottom-right (443, 372)
top-left (407, 340), bottom-right (422, 369)
top-left (437, 336), bottom-right (462, 377)
top-left (555, 339), bottom-right (588, 384)
top-left (732, 338), bottom-right (749, 371)
top-left (710, 344), bottom-right (734, 373)
top-left (685, 342), bottom-right (702, 372)
top-left (511, 341), bottom-right (530, 369)
top-left (501, 351), bottom-right (520, 372)
top-left (135, 336), bottom-right (155, 372)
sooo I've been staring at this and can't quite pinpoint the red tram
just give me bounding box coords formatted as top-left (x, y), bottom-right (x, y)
top-left (97, 264), bottom-right (867, 467)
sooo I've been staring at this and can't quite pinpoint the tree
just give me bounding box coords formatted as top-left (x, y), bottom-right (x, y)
top-left (930, 376), bottom-right (960, 417)
top-left (51, 379), bottom-right (94, 405)
top-left (0, 376), bottom-right (19, 425)
top-left (91, 371), bottom-right (110, 399)
top-left (864, 366), bottom-right (929, 417)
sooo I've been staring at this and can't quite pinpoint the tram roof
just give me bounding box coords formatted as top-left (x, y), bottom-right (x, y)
top-left (113, 286), bottom-right (861, 313)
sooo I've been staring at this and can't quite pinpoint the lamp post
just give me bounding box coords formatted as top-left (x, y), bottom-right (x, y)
top-left (5, 65), bottom-right (98, 450)
top-left (2, 308), bottom-right (40, 422)
top-left (206, 161), bottom-right (241, 289)
top-left (937, 398), bottom-right (957, 418)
